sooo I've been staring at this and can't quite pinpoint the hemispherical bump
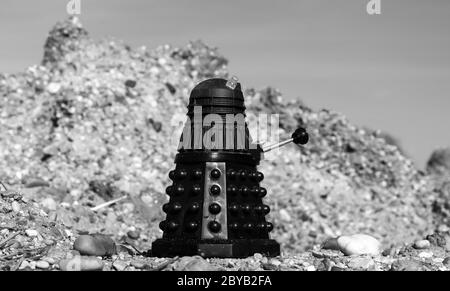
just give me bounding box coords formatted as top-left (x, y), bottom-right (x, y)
top-left (259, 187), bottom-right (267, 198)
top-left (227, 170), bottom-right (237, 179)
top-left (256, 172), bottom-right (264, 182)
top-left (208, 221), bottom-right (221, 233)
top-left (239, 170), bottom-right (247, 180)
top-left (263, 205), bottom-right (270, 215)
top-left (254, 205), bottom-right (263, 214)
top-left (170, 202), bottom-right (182, 214)
top-left (165, 186), bottom-right (173, 195)
top-left (227, 185), bottom-right (237, 195)
top-left (189, 202), bottom-right (201, 213)
top-left (243, 223), bottom-right (254, 232)
top-left (193, 169), bottom-right (203, 179)
top-left (192, 184), bottom-right (201, 195)
top-left (162, 203), bottom-right (170, 213)
top-left (229, 223), bottom-right (239, 230)
top-left (240, 186), bottom-right (249, 196)
top-left (159, 221), bottom-right (166, 231)
top-left (175, 184), bottom-right (184, 195)
top-left (210, 184), bottom-right (221, 196)
top-left (209, 203), bottom-right (221, 215)
top-left (176, 169), bottom-right (188, 179)
top-left (168, 170), bottom-right (176, 180)
top-left (256, 222), bottom-right (266, 230)
top-left (266, 222), bottom-right (274, 232)
top-left (186, 221), bottom-right (199, 232)
top-left (210, 169), bottom-right (221, 179)
top-left (249, 171), bottom-right (257, 181)
top-left (251, 186), bottom-right (259, 196)
top-left (229, 204), bottom-right (239, 214)
top-left (167, 221), bottom-right (179, 231)
top-left (242, 204), bottom-right (251, 214)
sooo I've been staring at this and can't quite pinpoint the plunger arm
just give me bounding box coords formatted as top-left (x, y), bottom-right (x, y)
top-left (261, 127), bottom-right (309, 153)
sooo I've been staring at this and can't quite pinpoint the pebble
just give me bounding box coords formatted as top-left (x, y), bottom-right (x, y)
top-left (11, 201), bottom-right (21, 212)
top-left (19, 261), bottom-right (32, 270)
top-left (73, 234), bottom-right (116, 256)
top-left (36, 260), bottom-right (50, 269)
top-left (113, 260), bottom-right (128, 271)
top-left (337, 234), bottom-right (381, 256)
top-left (305, 265), bottom-right (316, 271)
top-left (347, 257), bottom-right (375, 270)
top-left (59, 255), bottom-right (104, 271)
top-left (413, 240), bottom-right (430, 249)
top-left (418, 251), bottom-right (433, 259)
top-left (41, 197), bottom-right (57, 211)
top-left (127, 230), bottom-right (140, 240)
top-left (279, 209), bottom-right (292, 222)
top-left (173, 256), bottom-right (217, 271)
top-left (47, 82), bottom-right (62, 94)
top-left (25, 229), bottom-right (39, 237)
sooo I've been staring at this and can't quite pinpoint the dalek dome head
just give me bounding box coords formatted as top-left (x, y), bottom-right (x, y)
top-left (188, 77), bottom-right (245, 116)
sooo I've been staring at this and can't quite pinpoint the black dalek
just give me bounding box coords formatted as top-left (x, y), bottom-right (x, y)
top-left (151, 77), bottom-right (308, 258)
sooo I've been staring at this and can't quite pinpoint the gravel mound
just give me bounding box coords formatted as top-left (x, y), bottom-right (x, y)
top-left (0, 17), bottom-right (444, 265)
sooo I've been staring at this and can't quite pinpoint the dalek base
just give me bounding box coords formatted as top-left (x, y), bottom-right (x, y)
top-left (150, 238), bottom-right (280, 258)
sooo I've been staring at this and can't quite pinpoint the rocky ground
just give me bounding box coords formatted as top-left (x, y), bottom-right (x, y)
top-left (1, 17), bottom-right (450, 271)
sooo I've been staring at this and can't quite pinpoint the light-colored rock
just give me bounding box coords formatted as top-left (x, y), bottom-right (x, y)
top-left (173, 256), bottom-right (218, 271)
top-left (41, 197), bottom-right (57, 211)
top-left (11, 201), bottom-right (21, 212)
top-left (47, 82), bottom-right (61, 94)
top-left (413, 240), bottom-right (430, 250)
top-left (19, 261), bottom-right (31, 270)
top-left (73, 234), bottom-right (116, 256)
top-left (25, 229), bottom-right (39, 237)
top-left (348, 257), bottom-right (375, 270)
top-left (418, 251), bottom-right (433, 259)
top-left (337, 234), bottom-right (381, 256)
top-left (59, 255), bottom-right (104, 271)
top-left (279, 209), bottom-right (292, 222)
top-left (113, 260), bottom-right (128, 271)
top-left (36, 260), bottom-right (50, 269)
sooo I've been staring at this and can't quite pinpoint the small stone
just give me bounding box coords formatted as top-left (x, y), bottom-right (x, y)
top-left (418, 251), bottom-right (433, 259)
top-left (19, 261), bottom-right (31, 270)
top-left (11, 201), bottom-right (21, 212)
top-left (113, 260), bottom-right (128, 271)
top-left (337, 234), bottom-right (381, 256)
top-left (253, 253), bottom-right (263, 260)
top-left (279, 209), bottom-right (292, 222)
top-left (127, 230), bottom-right (140, 240)
top-left (173, 256), bottom-right (217, 271)
top-left (391, 259), bottom-right (425, 271)
top-left (47, 82), bottom-right (61, 94)
top-left (41, 197), bottom-right (57, 211)
top-left (413, 240), bottom-right (430, 250)
top-left (305, 265), bottom-right (316, 271)
top-left (131, 260), bottom-right (146, 269)
top-left (443, 257), bottom-right (450, 267)
top-left (36, 260), bottom-right (50, 269)
top-left (347, 257), bottom-right (374, 270)
top-left (73, 234), bottom-right (116, 256)
top-left (25, 229), bottom-right (39, 237)
top-left (59, 255), bottom-right (104, 271)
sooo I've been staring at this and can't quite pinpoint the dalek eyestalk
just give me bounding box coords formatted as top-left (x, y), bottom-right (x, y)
top-left (151, 77), bottom-right (308, 258)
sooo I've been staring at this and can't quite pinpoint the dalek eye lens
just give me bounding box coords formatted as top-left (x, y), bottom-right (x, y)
top-left (165, 186), bottom-right (173, 195)
top-left (210, 169), bottom-right (221, 179)
top-left (210, 184), bottom-right (221, 196)
top-left (208, 203), bottom-right (221, 214)
top-left (208, 221), bottom-right (221, 233)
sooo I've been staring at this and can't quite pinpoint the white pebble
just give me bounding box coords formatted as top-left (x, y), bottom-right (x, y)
top-left (337, 234), bottom-right (381, 256)
top-left (11, 201), bottom-right (21, 212)
top-left (25, 229), bottom-right (39, 237)
top-left (279, 209), bottom-right (292, 222)
top-left (47, 82), bottom-right (61, 94)
top-left (413, 240), bottom-right (430, 250)
top-left (36, 260), bottom-right (50, 269)
top-left (418, 251), bottom-right (433, 259)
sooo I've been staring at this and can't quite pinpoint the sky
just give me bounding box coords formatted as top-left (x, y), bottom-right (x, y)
top-left (0, 0), bottom-right (449, 168)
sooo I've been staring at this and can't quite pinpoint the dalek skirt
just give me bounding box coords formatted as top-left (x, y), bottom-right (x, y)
top-left (151, 77), bottom-right (308, 258)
